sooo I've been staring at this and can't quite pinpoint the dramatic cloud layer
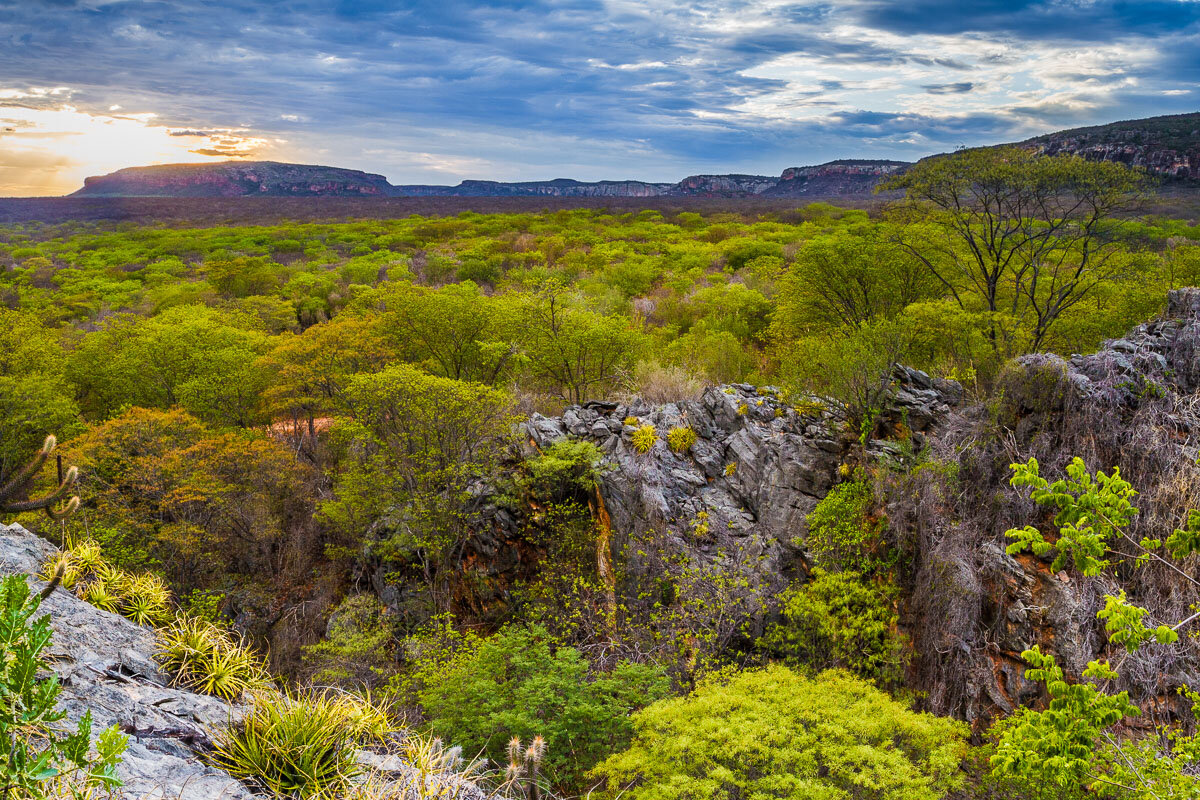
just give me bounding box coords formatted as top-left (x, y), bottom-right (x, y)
top-left (0, 0), bottom-right (1197, 195)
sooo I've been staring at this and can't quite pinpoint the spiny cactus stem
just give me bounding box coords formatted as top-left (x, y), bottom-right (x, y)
top-left (0, 436), bottom-right (54, 503)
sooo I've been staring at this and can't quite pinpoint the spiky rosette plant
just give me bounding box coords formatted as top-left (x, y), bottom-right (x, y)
top-left (0, 435), bottom-right (80, 521)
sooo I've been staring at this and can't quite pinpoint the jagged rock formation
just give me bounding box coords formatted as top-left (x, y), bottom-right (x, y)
top-left (495, 371), bottom-right (962, 608)
top-left (904, 289), bottom-right (1200, 729)
top-left (0, 523), bottom-right (252, 800)
top-left (72, 161), bottom-right (394, 198)
top-left (1018, 112), bottom-right (1200, 180)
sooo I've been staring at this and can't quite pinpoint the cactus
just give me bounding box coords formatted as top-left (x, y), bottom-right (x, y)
top-left (505, 735), bottom-right (546, 800)
top-left (0, 435), bottom-right (80, 521)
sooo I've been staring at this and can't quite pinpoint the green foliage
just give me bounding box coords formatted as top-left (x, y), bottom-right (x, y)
top-left (519, 439), bottom-right (608, 503)
top-left (212, 690), bottom-right (371, 799)
top-left (302, 595), bottom-right (397, 688)
top-left (764, 569), bottom-right (908, 686)
top-left (804, 479), bottom-right (889, 573)
top-left (1004, 457), bottom-right (1138, 576)
top-left (666, 426), bottom-right (697, 453)
top-left (156, 615), bottom-right (269, 702)
top-left (631, 424), bottom-right (657, 454)
top-left (416, 624), bottom-right (670, 792)
top-left (993, 458), bottom-right (1200, 798)
top-left (884, 147), bottom-right (1148, 352)
top-left (592, 665), bottom-right (967, 800)
top-left (0, 574), bottom-right (128, 799)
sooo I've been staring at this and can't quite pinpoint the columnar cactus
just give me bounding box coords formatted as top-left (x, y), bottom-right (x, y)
top-left (0, 435), bottom-right (80, 521)
top-left (505, 735), bottom-right (547, 800)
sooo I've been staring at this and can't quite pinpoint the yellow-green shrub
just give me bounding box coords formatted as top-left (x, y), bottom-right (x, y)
top-left (592, 666), bottom-right (966, 800)
top-left (631, 424), bottom-right (657, 454)
top-left (666, 426), bottom-right (697, 453)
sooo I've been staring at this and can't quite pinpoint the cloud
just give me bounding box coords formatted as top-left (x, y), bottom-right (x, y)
top-left (923, 82), bottom-right (977, 94)
top-left (0, 0), bottom-right (1196, 193)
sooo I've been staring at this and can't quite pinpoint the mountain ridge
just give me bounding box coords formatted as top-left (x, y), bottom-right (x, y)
top-left (69, 111), bottom-right (1200, 199)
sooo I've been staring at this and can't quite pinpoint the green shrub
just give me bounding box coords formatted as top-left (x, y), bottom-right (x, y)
top-left (763, 569), bottom-right (908, 686)
top-left (520, 439), bottom-right (608, 503)
top-left (212, 690), bottom-right (365, 798)
top-left (666, 426), bottom-right (697, 453)
top-left (0, 574), bottom-right (128, 799)
top-left (302, 594), bottom-right (397, 688)
top-left (804, 479), bottom-right (889, 573)
top-left (44, 541), bottom-right (170, 626)
top-left (592, 665), bottom-right (967, 800)
top-left (417, 624), bottom-right (670, 792)
top-left (156, 615), bottom-right (269, 702)
top-left (631, 424), bottom-right (657, 454)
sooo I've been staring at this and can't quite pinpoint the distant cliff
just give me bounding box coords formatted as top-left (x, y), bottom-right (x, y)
top-left (72, 161), bottom-right (907, 199)
top-left (1017, 112), bottom-right (1200, 180)
top-left (765, 160), bottom-right (909, 197)
top-left (72, 161), bottom-right (394, 198)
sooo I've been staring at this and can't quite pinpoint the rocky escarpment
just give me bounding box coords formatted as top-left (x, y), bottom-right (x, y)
top-left (72, 162), bottom-right (395, 198)
top-left (1018, 112), bottom-right (1200, 180)
top-left (439, 369), bottom-right (961, 619)
top-left (904, 289), bottom-right (1200, 729)
top-left (0, 523), bottom-right (251, 800)
top-left (74, 161), bottom-right (907, 200)
top-left (765, 160), bottom-right (909, 197)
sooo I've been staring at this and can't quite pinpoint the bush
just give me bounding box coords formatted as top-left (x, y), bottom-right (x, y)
top-left (631, 424), bottom-right (657, 454)
top-left (804, 478), bottom-right (889, 573)
top-left (417, 624), bottom-right (670, 792)
top-left (212, 690), bottom-right (372, 798)
top-left (519, 439), bottom-right (608, 504)
top-left (592, 665), bottom-right (967, 800)
top-left (666, 426), bottom-right (698, 454)
top-left (156, 614), bottom-right (269, 701)
top-left (44, 540), bottom-right (171, 626)
top-left (0, 574), bottom-right (128, 798)
top-left (763, 569), bottom-right (908, 687)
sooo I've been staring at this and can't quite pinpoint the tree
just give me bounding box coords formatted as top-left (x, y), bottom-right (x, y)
top-left (417, 624), bottom-right (669, 793)
top-left (592, 665), bottom-right (967, 800)
top-left (883, 147), bottom-right (1148, 352)
top-left (780, 317), bottom-right (913, 442)
top-left (373, 282), bottom-right (523, 385)
top-left (992, 458), bottom-right (1199, 798)
top-left (323, 364), bottom-right (516, 610)
top-left (775, 228), bottom-right (937, 336)
top-left (256, 314), bottom-right (391, 444)
top-left (521, 286), bottom-right (647, 405)
top-left (68, 305), bottom-right (271, 426)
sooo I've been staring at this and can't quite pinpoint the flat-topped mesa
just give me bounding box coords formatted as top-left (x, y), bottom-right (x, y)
top-left (72, 161), bottom-right (394, 198)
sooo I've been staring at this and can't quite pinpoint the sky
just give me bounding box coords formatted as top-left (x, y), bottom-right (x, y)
top-left (0, 1), bottom-right (1198, 196)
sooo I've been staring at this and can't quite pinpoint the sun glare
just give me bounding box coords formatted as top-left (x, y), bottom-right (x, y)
top-left (0, 95), bottom-right (276, 196)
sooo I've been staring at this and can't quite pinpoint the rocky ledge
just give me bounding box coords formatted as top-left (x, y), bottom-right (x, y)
top-left (0, 523), bottom-right (252, 799)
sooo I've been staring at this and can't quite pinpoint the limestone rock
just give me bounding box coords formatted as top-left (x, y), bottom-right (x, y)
top-left (0, 523), bottom-right (253, 800)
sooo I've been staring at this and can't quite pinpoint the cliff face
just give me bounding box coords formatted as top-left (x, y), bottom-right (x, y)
top-left (72, 161), bottom-right (394, 198)
top-left (72, 161), bottom-right (909, 199)
top-left (766, 160), bottom-right (908, 197)
top-left (1018, 112), bottom-right (1200, 180)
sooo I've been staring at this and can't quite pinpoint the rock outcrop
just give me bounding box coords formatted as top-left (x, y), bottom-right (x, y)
top-left (507, 370), bottom-right (962, 603)
top-left (72, 162), bottom-right (395, 198)
top-left (906, 289), bottom-right (1200, 729)
top-left (0, 523), bottom-right (252, 800)
top-left (1019, 112), bottom-right (1200, 181)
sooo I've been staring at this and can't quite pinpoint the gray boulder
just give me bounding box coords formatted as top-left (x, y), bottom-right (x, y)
top-left (0, 523), bottom-right (253, 800)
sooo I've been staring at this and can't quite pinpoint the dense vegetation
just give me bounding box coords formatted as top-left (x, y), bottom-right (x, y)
top-left (2, 148), bottom-right (1200, 798)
